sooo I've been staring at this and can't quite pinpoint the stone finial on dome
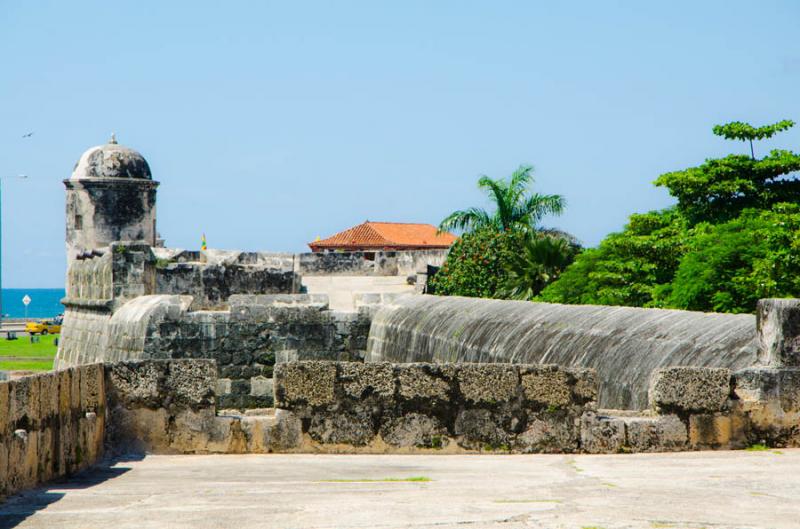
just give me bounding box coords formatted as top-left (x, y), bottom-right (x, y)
top-left (109, 133), bottom-right (118, 145)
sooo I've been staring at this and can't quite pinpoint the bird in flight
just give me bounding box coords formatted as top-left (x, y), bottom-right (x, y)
top-left (21, 132), bottom-right (34, 138)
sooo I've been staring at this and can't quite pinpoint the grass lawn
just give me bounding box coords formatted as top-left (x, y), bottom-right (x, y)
top-left (0, 359), bottom-right (54, 371)
top-left (0, 334), bottom-right (58, 371)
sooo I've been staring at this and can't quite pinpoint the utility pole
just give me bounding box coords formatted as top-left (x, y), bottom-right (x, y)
top-left (0, 175), bottom-right (29, 334)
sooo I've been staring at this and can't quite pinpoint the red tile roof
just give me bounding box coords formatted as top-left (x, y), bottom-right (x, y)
top-left (309, 221), bottom-right (456, 251)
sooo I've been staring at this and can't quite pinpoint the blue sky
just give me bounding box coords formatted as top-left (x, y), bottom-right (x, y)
top-left (1, 1), bottom-right (799, 287)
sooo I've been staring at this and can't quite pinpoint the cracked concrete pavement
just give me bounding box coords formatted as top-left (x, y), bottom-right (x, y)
top-left (2, 450), bottom-right (798, 529)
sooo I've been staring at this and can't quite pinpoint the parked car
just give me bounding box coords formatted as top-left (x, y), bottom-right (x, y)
top-left (25, 320), bottom-right (61, 335)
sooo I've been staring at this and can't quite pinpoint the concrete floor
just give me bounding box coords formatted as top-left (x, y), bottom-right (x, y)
top-left (2, 450), bottom-right (799, 529)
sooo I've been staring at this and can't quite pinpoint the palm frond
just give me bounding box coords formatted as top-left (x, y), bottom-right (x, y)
top-left (477, 175), bottom-right (512, 230)
top-left (515, 193), bottom-right (566, 227)
top-left (438, 207), bottom-right (493, 233)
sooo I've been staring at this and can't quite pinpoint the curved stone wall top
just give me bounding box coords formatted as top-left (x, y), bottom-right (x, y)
top-left (365, 296), bottom-right (758, 410)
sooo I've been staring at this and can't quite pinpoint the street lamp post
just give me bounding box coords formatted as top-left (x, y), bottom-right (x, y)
top-left (0, 175), bottom-right (29, 334)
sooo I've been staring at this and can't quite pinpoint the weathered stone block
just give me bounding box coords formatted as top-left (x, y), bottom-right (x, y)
top-left (517, 414), bottom-right (579, 453)
top-left (80, 363), bottom-right (105, 411)
top-left (380, 413), bottom-right (447, 449)
top-left (732, 367), bottom-right (800, 446)
top-left (689, 413), bottom-right (742, 449)
top-left (571, 368), bottom-right (599, 403)
top-left (268, 409), bottom-right (302, 451)
top-left (206, 416), bottom-right (246, 453)
top-left (624, 415), bottom-right (687, 452)
top-left (757, 298), bottom-right (800, 367)
top-left (7, 430), bottom-right (35, 495)
top-left (37, 373), bottom-right (59, 421)
top-left (454, 408), bottom-right (510, 449)
top-left (458, 364), bottom-right (518, 404)
top-left (216, 378), bottom-right (232, 396)
top-left (0, 439), bottom-right (8, 496)
top-left (240, 415), bottom-right (271, 453)
top-left (339, 362), bottom-right (395, 399)
top-left (521, 366), bottom-right (572, 408)
top-left (170, 408), bottom-right (217, 453)
top-left (70, 366), bottom-right (82, 411)
top-left (107, 407), bottom-right (170, 454)
top-left (77, 415), bottom-right (97, 471)
top-left (308, 410), bottom-right (375, 445)
top-left (10, 376), bottom-right (40, 427)
top-left (105, 361), bottom-right (163, 407)
top-left (734, 367), bottom-right (800, 411)
top-left (58, 411), bottom-right (76, 476)
top-left (274, 361), bottom-right (336, 407)
top-left (649, 367), bottom-right (731, 413)
top-left (58, 369), bottom-right (72, 415)
top-left (580, 412), bottom-right (626, 454)
top-left (166, 360), bottom-right (216, 407)
top-left (397, 364), bottom-right (453, 401)
top-left (0, 382), bottom-right (9, 435)
top-left (36, 425), bottom-right (56, 483)
top-left (249, 376), bottom-right (273, 397)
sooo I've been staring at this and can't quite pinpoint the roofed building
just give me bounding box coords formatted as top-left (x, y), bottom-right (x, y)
top-left (308, 221), bottom-right (456, 252)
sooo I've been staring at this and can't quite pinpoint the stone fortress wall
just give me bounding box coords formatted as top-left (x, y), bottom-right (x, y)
top-left (6, 301), bottom-right (800, 500)
top-left (55, 242), bottom-right (441, 408)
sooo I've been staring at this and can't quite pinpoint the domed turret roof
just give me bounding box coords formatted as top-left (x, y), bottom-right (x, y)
top-left (71, 134), bottom-right (152, 180)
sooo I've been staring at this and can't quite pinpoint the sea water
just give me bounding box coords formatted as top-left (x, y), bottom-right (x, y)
top-left (1, 288), bottom-right (66, 319)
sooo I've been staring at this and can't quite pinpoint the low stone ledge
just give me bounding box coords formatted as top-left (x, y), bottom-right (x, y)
top-left (580, 412), bottom-right (626, 454)
top-left (104, 359), bottom-right (217, 455)
top-left (104, 359), bottom-right (215, 410)
top-left (623, 415), bottom-right (688, 453)
top-left (732, 367), bottom-right (800, 447)
top-left (60, 297), bottom-right (114, 310)
top-left (273, 361), bottom-right (597, 453)
top-left (649, 367), bottom-right (731, 414)
top-left (273, 361), bottom-right (337, 408)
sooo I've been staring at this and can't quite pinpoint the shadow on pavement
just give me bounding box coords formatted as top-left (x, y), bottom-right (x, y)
top-left (0, 453), bottom-right (144, 529)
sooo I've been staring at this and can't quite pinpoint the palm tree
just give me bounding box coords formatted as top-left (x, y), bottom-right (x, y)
top-left (500, 234), bottom-right (579, 300)
top-left (439, 165), bottom-right (565, 234)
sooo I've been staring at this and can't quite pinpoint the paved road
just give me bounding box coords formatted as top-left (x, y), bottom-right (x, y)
top-left (2, 450), bottom-right (798, 529)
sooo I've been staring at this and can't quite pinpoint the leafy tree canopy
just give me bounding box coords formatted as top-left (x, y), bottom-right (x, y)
top-left (429, 227), bottom-right (526, 298)
top-left (538, 209), bottom-right (687, 307)
top-left (713, 119), bottom-right (794, 143)
top-left (543, 118), bottom-right (800, 314)
top-left (667, 204), bottom-right (800, 313)
top-left (654, 149), bottom-right (800, 224)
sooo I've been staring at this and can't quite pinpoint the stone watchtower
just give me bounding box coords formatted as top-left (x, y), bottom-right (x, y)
top-left (64, 135), bottom-right (159, 263)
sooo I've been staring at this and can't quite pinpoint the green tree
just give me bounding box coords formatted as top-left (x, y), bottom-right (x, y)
top-left (500, 234), bottom-right (580, 300)
top-left (538, 209), bottom-right (688, 307)
top-left (543, 118), bottom-right (800, 313)
top-left (712, 119), bottom-right (794, 159)
top-left (667, 204), bottom-right (800, 313)
top-left (655, 120), bottom-right (800, 224)
top-left (429, 228), bottom-right (526, 298)
top-left (439, 165), bottom-right (565, 234)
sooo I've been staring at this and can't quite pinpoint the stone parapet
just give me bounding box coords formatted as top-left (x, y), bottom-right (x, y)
top-left (757, 298), bottom-right (800, 367)
top-left (649, 367), bottom-right (732, 414)
top-left (0, 364), bottom-right (105, 500)
top-left (274, 362), bottom-right (597, 452)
